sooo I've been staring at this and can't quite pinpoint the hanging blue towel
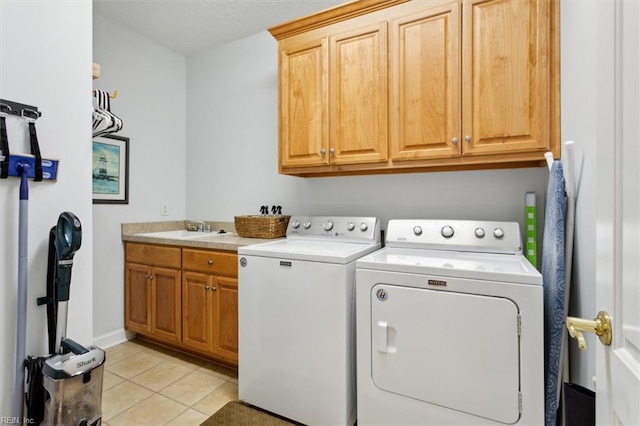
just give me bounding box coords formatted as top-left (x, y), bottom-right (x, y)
top-left (542, 161), bottom-right (567, 426)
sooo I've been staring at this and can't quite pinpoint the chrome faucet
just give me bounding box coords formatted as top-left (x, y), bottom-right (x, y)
top-left (187, 220), bottom-right (206, 232)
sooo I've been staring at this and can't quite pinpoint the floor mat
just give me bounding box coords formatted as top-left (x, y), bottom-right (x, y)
top-left (200, 401), bottom-right (300, 426)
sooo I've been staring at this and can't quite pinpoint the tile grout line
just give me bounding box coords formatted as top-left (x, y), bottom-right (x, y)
top-left (108, 371), bottom-right (232, 424)
top-left (102, 339), bottom-right (238, 425)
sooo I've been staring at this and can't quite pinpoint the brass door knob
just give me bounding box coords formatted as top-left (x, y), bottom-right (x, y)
top-left (207, 259), bottom-right (214, 265)
top-left (566, 311), bottom-right (612, 350)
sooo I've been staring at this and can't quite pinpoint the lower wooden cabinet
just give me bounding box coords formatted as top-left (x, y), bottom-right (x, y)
top-left (125, 246), bottom-right (182, 345)
top-left (124, 242), bottom-right (238, 367)
top-left (182, 271), bottom-right (214, 353)
top-left (211, 276), bottom-right (239, 362)
top-left (182, 272), bottom-right (239, 364)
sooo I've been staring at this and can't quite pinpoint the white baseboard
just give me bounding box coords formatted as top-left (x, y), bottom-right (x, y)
top-left (93, 329), bottom-right (135, 349)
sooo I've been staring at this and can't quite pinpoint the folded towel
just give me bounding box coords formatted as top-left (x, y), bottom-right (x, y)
top-left (542, 161), bottom-right (567, 426)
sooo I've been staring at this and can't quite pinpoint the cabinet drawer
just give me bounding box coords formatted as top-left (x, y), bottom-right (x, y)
top-left (126, 243), bottom-right (181, 269)
top-left (183, 249), bottom-right (238, 277)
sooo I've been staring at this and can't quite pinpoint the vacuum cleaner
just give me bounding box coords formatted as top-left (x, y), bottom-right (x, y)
top-left (25, 212), bottom-right (105, 426)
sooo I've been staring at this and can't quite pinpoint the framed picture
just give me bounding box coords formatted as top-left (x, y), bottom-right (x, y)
top-left (92, 135), bottom-right (129, 204)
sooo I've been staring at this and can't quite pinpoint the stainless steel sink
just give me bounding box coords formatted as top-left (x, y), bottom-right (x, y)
top-left (134, 230), bottom-right (234, 240)
top-left (185, 232), bottom-right (236, 242)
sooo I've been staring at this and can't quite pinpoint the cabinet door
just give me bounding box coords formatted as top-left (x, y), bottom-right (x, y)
top-left (390, 2), bottom-right (461, 161)
top-left (329, 20), bottom-right (388, 165)
top-left (125, 262), bottom-right (151, 334)
top-left (462, 0), bottom-right (551, 156)
top-left (279, 36), bottom-right (329, 169)
top-left (212, 277), bottom-right (239, 363)
top-left (182, 271), bottom-right (213, 352)
top-left (151, 266), bottom-right (182, 344)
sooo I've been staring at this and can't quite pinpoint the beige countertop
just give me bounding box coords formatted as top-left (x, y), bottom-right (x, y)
top-left (121, 220), bottom-right (279, 251)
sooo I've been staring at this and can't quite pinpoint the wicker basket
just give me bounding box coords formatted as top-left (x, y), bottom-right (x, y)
top-left (234, 215), bottom-right (291, 239)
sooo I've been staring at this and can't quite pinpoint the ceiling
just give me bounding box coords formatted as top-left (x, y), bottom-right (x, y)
top-left (93, 0), bottom-right (345, 56)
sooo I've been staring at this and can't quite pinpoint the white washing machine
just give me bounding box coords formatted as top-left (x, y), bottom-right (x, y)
top-left (238, 216), bottom-right (381, 426)
top-left (356, 219), bottom-right (543, 425)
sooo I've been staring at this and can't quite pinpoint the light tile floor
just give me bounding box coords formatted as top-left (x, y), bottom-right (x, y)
top-left (101, 338), bottom-right (238, 426)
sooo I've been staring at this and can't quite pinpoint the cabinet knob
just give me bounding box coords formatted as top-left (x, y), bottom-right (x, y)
top-left (329, 147), bottom-right (335, 155)
top-left (465, 135), bottom-right (472, 143)
top-left (451, 137), bottom-right (458, 145)
top-left (210, 286), bottom-right (217, 291)
top-left (320, 148), bottom-right (326, 155)
top-left (205, 286), bottom-right (211, 291)
top-left (145, 274), bottom-right (150, 279)
top-left (148, 275), bottom-right (154, 280)
top-left (207, 259), bottom-right (214, 265)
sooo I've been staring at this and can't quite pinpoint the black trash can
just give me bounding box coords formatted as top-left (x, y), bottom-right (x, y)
top-left (563, 382), bottom-right (595, 426)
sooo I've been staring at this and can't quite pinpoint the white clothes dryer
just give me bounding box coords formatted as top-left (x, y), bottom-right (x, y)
top-left (238, 216), bottom-right (381, 426)
top-left (356, 219), bottom-right (543, 425)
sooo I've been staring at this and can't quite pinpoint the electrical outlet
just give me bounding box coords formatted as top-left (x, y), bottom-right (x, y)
top-left (161, 204), bottom-right (169, 216)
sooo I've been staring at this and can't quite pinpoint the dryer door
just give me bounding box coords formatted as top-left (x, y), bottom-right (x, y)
top-left (371, 284), bottom-right (521, 424)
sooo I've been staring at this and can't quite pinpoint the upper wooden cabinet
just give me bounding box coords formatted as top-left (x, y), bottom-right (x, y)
top-left (389, 1), bottom-right (461, 161)
top-left (269, 0), bottom-right (559, 176)
top-left (279, 15), bottom-right (388, 168)
top-left (462, 0), bottom-right (552, 156)
top-left (329, 19), bottom-right (388, 165)
top-left (279, 36), bottom-right (328, 168)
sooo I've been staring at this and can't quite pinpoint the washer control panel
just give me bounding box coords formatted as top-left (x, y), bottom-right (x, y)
top-left (287, 216), bottom-right (380, 243)
top-left (386, 220), bottom-right (522, 254)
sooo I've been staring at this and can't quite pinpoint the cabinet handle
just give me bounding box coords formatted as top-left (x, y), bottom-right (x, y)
top-left (205, 285), bottom-right (211, 291)
top-left (148, 276), bottom-right (154, 280)
top-left (451, 137), bottom-right (458, 145)
top-left (465, 135), bottom-right (472, 143)
top-left (320, 148), bottom-right (326, 155)
top-left (329, 147), bottom-right (335, 155)
top-left (210, 286), bottom-right (217, 291)
top-left (207, 259), bottom-right (214, 265)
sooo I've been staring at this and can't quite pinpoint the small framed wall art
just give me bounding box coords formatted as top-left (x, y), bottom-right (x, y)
top-left (92, 134), bottom-right (129, 204)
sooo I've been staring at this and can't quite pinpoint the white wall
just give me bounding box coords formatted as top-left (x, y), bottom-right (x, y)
top-left (0, 0), bottom-right (93, 414)
top-left (186, 31), bottom-right (548, 230)
top-left (561, 1), bottom-right (598, 390)
top-left (92, 0), bottom-right (599, 392)
top-left (92, 15), bottom-right (186, 346)
top-left (186, 15), bottom-right (599, 390)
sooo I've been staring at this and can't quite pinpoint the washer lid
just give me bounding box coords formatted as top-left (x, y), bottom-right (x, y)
top-left (357, 247), bottom-right (542, 285)
top-left (238, 239), bottom-right (382, 264)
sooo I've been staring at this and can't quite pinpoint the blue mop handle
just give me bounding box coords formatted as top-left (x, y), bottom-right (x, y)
top-left (19, 164), bottom-right (29, 200)
top-left (14, 163), bottom-right (29, 419)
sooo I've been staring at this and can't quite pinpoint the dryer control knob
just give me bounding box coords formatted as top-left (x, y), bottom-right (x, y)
top-left (441, 225), bottom-right (454, 238)
top-left (346, 222), bottom-right (355, 231)
top-left (303, 221), bottom-right (312, 229)
top-left (413, 226), bottom-right (423, 236)
top-left (360, 223), bottom-right (368, 232)
top-left (291, 221), bottom-right (300, 229)
top-left (475, 228), bottom-right (485, 238)
top-left (323, 221), bottom-right (334, 231)
top-left (493, 228), bottom-right (505, 239)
